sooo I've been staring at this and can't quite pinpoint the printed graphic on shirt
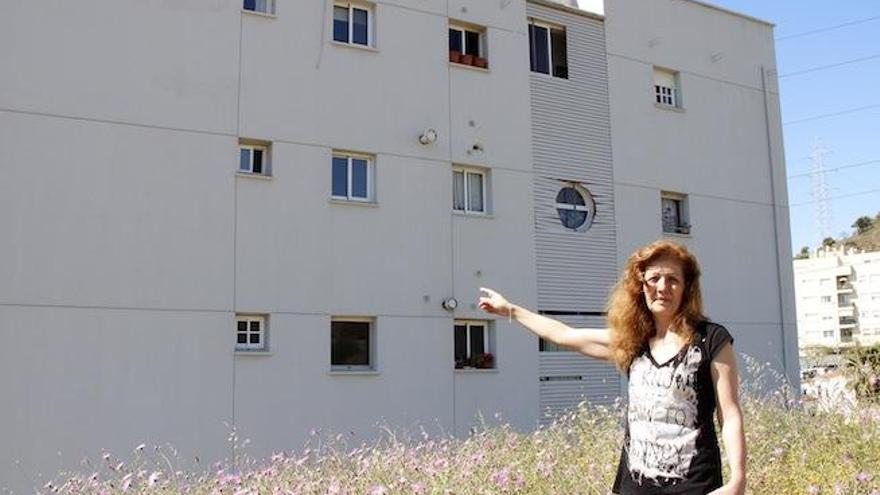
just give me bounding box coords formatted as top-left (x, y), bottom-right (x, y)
top-left (626, 345), bottom-right (703, 481)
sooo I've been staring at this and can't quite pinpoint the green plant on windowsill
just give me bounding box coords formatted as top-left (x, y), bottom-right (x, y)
top-left (455, 352), bottom-right (494, 370)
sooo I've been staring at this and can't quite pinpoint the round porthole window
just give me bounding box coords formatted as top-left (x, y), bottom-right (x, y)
top-left (555, 185), bottom-right (596, 231)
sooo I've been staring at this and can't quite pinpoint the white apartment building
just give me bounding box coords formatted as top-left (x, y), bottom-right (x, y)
top-left (0, 0), bottom-right (796, 491)
top-left (795, 247), bottom-right (880, 349)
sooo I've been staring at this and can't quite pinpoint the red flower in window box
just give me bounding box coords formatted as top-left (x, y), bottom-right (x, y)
top-left (449, 50), bottom-right (463, 63)
top-left (460, 54), bottom-right (475, 66)
top-left (473, 57), bottom-right (488, 69)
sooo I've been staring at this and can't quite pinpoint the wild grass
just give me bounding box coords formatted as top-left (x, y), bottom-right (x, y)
top-left (34, 359), bottom-right (880, 495)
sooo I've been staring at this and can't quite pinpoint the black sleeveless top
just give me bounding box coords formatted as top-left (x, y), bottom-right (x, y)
top-left (612, 321), bottom-right (734, 494)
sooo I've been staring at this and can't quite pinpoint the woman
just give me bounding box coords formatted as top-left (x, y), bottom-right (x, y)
top-left (478, 240), bottom-right (745, 495)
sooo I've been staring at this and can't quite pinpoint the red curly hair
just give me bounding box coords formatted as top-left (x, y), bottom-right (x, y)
top-left (607, 240), bottom-right (707, 371)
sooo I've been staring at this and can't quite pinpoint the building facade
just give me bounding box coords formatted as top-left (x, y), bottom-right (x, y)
top-left (795, 247), bottom-right (880, 349)
top-left (0, 0), bottom-right (795, 491)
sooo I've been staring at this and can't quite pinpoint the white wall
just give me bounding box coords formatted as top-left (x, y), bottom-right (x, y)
top-left (0, 0), bottom-right (538, 491)
top-left (605, 0), bottom-right (799, 386)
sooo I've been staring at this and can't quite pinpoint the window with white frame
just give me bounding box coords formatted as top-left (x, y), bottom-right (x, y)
top-left (661, 192), bottom-right (690, 234)
top-left (331, 318), bottom-right (374, 370)
top-left (239, 140), bottom-right (271, 176)
top-left (236, 315), bottom-right (267, 351)
top-left (822, 330), bottom-right (834, 338)
top-left (528, 20), bottom-right (568, 78)
top-left (454, 320), bottom-right (494, 369)
top-left (821, 295), bottom-right (832, 303)
top-left (452, 166), bottom-right (487, 214)
top-left (332, 153), bottom-right (374, 202)
top-left (333, 3), bottom-right (372, 47)
top-left (555, 184), bottom-right (595, 231)
top-left (243, 0), bottom-right (275, 15)
top-left (448, 23), bottom-right (487, 67)
top-left (654, 67), bottom-right (680, 108)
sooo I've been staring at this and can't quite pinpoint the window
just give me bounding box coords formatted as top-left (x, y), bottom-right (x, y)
top-left (528, 21), bottom-right (568, 78)
top-left (555, 184), bottom-right (596, 231)
top-left (822, 330), bottom-right (834, 338)
top-left (236, 315), bottom-right (267, 351)
top-left (452, 166), bottom-right (487, 214)
top-left (654, 67), bottom-right (680, 108)
top-left (820, 295), bottom-right (832, 303)
top-left (332, 153), bottom-right (375, 202)
top-left (243, 0), bottom-right (275, 15)
top-left (661, 192), bottom-right (690, 234)
top-left (454, 321), bottom-right (494, 369)
top-left (333, 3), bottom-right (372, 46)
top-left (449, 23), bottom-right (487, 68)
top-left (239, 141), bottom-right (271, 176)
top-left (331, 318), bottom-right (374, 370)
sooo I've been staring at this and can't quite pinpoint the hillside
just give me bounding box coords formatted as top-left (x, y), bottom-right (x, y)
top-left (841, 219), bottom-right (880, 252)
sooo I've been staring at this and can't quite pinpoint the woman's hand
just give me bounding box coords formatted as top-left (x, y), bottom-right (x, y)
top-left (478, 287), bottom-right (513, 317)
top-left (707, 481), bottom-right (745, 495)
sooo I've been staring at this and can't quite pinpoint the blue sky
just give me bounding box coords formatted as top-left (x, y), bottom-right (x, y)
top-left (707, 0), bottom-right (880, 252)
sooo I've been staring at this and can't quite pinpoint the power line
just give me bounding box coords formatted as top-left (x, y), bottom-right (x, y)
top-left (783, 103), bottom-right (880, 126)
top-left (791, 188), bottom-right (880, 207)
top-left (779, 53), bottom-right (880, 78)
top-left (776, 14), bottom-right (880, 42)
top-left (788, 158), bottom-right (880, 179)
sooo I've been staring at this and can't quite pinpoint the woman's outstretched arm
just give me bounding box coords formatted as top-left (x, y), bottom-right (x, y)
top-left (478, 287), bottom-right (611, 361)
top-left (709, 343), bottom-right (746, 495)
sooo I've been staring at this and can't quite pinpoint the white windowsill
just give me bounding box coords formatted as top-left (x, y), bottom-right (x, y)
top-left (663, 230), bottom-right (692, 238)
top-left (654, 103), bottom-right (686, 113)
top-left (235, 350), bottom-right (273, 356)
top-left (328, 370), bottom-right (381, 376)
top-left (236, 171), bottom-right (273, 181)
top-left (455, 368), bottom-right (498, 374)
top-left (330, 41), bottom-right (378, 53)
top-left (453, 211), bottom-right (494, 219)
top-left (450, 62), bottom-right (490, 73)
top-left (241, 9), bottom-right (277, 19)
top-left (329, 198), bottom-right (379, 207)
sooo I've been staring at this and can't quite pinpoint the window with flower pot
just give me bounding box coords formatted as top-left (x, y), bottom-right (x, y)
top-left (449, 22), bottom-right (488, 69)
top-left (243, 0), bottom-right (275, 15)
top-left (452, 166), bottom-right (488, 214)
top-left (454, 321), bottom-right (495, 369)
top-left (331, 318), bottom-right (375, 371)
top-left (239, 139), bottom-right (271, 176)
top-left (332, 152), bottom-right (375, 202)
top-left (661, 191), bottom-right (690, 235)
top-left (333, 2), bottom-right (373, 47)
top-left (236, 314), bottom-right (268, 351)
top-left (528, 20), bottom-right (567, 78)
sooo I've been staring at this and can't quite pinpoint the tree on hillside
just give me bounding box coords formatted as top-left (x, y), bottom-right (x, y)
top-left (822, 237), bottom-right (836, 248)
top-left (853, 216), bottom-right (874, 235)
top-left (794, 246), bottom-right (810, 260)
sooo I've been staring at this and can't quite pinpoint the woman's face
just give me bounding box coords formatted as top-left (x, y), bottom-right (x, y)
top-left (641, 256), bottom-right (686, 320)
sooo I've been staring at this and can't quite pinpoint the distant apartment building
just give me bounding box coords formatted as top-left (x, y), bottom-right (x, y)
top-left (795, 247), bottom-right (880, 349)
top-left (0, 0), bottom-right (795, 491)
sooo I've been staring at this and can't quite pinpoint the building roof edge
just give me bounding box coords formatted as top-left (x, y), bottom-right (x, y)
top-left (527, 0), bottom-right (605, 22)
top-left (681, 0), bottom-right (775, 28)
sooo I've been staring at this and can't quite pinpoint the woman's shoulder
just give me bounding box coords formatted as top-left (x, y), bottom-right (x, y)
top-left (694, 320), bottom-right (734, 360)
